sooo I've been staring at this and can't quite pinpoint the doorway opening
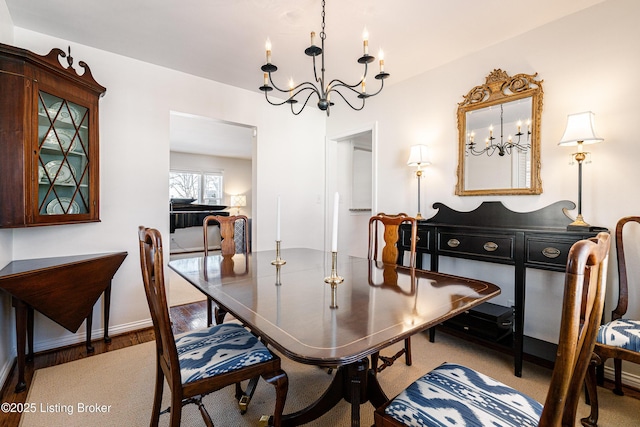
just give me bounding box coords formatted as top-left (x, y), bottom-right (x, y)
top-left (326, 124), bottom-right (377, 258)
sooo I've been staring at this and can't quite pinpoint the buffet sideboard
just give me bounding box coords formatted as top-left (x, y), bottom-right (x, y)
top-left (398, 201), bottom-right (606, 376)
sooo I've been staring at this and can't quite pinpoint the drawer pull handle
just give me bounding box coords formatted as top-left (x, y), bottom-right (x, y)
top-left (542, 247), bottom-right (561, 259)
top-left (484, 242), bottom-right (498, 252)
top-left (411, 235), bottom-right (421, 242)
top-left (447, 239), bottom-right (460, 248)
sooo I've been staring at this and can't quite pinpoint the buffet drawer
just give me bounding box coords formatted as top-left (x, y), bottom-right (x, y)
top-left (526, 237), bottom-right (575, 269)
top-left (437, 231), bottom-right (514, 262)
top-left (401, 225), bottom-right (429, 251)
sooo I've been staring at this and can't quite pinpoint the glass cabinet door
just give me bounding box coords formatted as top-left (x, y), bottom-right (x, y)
top-left (37, 91), bottom-right (91, 216)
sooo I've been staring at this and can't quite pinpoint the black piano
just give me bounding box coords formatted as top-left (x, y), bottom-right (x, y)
top-left (169, 198), bottom-right (228, 233)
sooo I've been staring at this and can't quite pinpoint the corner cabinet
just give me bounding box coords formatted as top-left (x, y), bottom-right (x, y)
top-left (0, 43), bottom-right (106, 228)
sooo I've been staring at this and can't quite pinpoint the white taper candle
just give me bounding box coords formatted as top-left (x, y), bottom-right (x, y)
top-left (276, 196), bottom-right (281, 241)
top-left (331, 192), bottom-right (339, 252)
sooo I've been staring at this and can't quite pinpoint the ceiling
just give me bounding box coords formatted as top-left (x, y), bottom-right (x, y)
top-left (6, 0), bottom-right (605, 158)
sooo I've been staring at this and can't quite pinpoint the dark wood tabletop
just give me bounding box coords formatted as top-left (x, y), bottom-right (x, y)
top-left (169, 247), bottom-right (500, 366)
top-left (169, 248), bottom-right (500, 425)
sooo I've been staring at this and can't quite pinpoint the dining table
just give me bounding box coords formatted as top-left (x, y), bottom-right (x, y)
top-left (168, 247), bottom-right (500, 426)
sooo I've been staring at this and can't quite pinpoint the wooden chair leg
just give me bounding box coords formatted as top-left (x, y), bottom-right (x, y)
top-left (214, 306), bottom-right (227, 324)
top-left (613, 358), bottom-right (624, 395)
top-left (370, 352), bottom-right (380, 375)
top-left (262, 370), bottom-right (288, 427)
top-left (404, 338), bottom-right (412, 366)
top-left (206, 297), bottom-right (214, 327)
top-left (150, 361), bottom-right (164, 427)
top-left (169, 391), bottom-right (183, 427)
top-left (581, 357), bottom-right (600, 427)
top-left (429, 327), bottom-right (436, 343)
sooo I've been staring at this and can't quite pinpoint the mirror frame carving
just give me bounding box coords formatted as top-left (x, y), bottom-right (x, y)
top-left (455, 69), bottom-right (544, 196)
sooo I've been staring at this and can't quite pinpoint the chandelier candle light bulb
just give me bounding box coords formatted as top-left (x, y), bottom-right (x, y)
top-left (363, 28), bottom-right (369, 55)
top-left (265, 38), bottom-right (272, 63)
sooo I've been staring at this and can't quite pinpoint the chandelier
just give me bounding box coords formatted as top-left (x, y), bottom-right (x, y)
top-left (259, 0), bottom-right (389, 116)
top-left (466, 104), bottom-right (531, 156)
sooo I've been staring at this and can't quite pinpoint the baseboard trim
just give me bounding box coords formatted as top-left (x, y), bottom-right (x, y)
top-left (604, 365), bottom-right (640, 391)
top-left (0, 357), bottom-right (15, 396)
top-left (31, 319), bottom-right (153, 354)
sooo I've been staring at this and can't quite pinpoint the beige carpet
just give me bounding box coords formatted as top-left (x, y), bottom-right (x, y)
top-left (20, 332), bottom-right (640, 427)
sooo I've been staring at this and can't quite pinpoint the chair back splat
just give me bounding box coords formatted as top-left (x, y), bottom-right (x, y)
top-left (375, 232), bottom-right (610, 427)
top-left (369, 212), bottom-right (417, 267)
top-left (203, 214), bottom-right (250, 325)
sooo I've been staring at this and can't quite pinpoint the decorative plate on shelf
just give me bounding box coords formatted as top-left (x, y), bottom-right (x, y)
top-left (44, 160), bottom-right (75, 184)
top-left (46, 197), bottom-right (80, 215)
top-left (38, 165), bottom-right (44, 182)
top-left (50, 101), bottom-right (81, 124)
top-left (43, 129), bottom-right (77, 152)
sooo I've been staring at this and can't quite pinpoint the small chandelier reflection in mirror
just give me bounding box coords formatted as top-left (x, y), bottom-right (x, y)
top-left (466, 104), bottom-right (531, 157)
top-left (259, 0), bottom-right (389, 116)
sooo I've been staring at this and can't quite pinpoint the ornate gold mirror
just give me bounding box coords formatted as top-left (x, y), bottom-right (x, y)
top-left (456, 69), bottom-right (543, 196)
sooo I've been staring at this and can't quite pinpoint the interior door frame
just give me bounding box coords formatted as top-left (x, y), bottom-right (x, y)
top-left (325, 122), bottom-right (378, 255)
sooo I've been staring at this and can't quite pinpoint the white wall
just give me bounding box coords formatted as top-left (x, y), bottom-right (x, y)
top-left (5, 28), bottom-right (326, 358)
top-left (327, 0), bottom-right (640, 380)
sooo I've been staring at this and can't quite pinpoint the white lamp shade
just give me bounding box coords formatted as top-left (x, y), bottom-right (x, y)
top-left (407, 145), bottom-right (431, 166)
top-left (558, 111), bottom-right (604, 146)
top-left (230, 194), bottom-right (246, 207)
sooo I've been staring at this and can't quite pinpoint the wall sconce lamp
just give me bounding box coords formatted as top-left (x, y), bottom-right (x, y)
top-left (558, 111), bottom-right (603, 231)
top-left (407, 145), bottom-right (431, 220)
top-left (230, 194), bottom-right (247, 215)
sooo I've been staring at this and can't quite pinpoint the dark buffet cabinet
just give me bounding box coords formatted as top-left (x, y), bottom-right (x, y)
top-left (398, 201), bottom-right (607, 376)
top-left (0, 43), bottom-right (106, 228)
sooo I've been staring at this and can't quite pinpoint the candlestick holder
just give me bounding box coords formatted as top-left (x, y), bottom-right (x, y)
top-left (271, 240), bottom-right (286, 266)
top-left (275, 264), bottom-right (282, 286)
top-left (324, 251), bottom-right (343, 309)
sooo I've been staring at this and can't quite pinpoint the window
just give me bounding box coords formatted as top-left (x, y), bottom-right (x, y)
top-left (170, 170), bottom-right (223, 205)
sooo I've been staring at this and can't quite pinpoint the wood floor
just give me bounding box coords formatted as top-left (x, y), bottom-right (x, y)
top-left (0, 300), bottom-right (207, 427)
top-left (1, 299), bottom-right (638, 427)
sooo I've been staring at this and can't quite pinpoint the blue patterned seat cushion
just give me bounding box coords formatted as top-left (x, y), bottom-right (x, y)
top-left (175, 323), bottom-right (274, 384)
top-left (597, 319), bottom-right (640, 352)
top-left (384, 362), bottom-right (543, 427)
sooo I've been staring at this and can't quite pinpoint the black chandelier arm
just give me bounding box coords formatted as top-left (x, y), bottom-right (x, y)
top-left (290, 90), bottom-right (318, 115)
top-left (262, 90), bottom-right (295, 107)
top-left (311, 54), bottom-right (323, 89)
top-left (328, 88), bottom-right (366, 111)
top-left (326, 60), bottom-right (370, 91)
top-left (466, 143), bottom-right (501, 157)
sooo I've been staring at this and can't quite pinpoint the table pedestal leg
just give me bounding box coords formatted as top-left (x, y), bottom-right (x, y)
top-left (281, 358), bottom-right (388, 427)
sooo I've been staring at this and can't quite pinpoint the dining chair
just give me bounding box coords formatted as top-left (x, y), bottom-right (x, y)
top-left (138, 226), bottom-right (287, 427)
top-left (368, 212), bottom-right (418, 374)
top-left (374, 232), bottom-right (610, 427)
top-left (203, 214), bottom-right (250, 326)
top-left (582, 217), bottom-right (640, 427)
